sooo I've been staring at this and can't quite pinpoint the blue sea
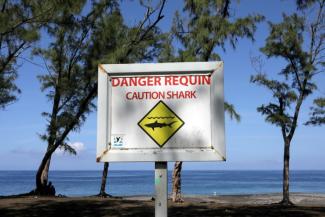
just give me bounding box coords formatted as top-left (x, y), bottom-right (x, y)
top-left (0, 170), bottom-right (325, 197)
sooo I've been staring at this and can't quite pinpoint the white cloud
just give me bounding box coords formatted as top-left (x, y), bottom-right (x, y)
top-left (71, 142), bottom-right (85, 152)
top-left (55, 142), bottom-right (86, 155)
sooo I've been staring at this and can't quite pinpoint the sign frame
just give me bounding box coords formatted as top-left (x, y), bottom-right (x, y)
top-left (96, 62), bottom-right (225, 162)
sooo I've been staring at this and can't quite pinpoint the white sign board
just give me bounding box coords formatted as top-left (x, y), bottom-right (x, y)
top-left (97, 62), bottom-right (225, 162)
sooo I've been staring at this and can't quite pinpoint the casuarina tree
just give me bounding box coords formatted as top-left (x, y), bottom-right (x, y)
top-left (251, 0), bottom-right (324, 205)
top-left (159, 0), bottom-right (263, 202)
top-left (33, 0), bottom-right (113, 195)
top-left (33, 0), bottom-right (166, 196)
top-left (94, 0), bottom-right (166, 197)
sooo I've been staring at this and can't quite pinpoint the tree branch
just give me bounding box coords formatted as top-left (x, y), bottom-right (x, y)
top-left (287, 54), bottom-right (303, 91)
top-left (287, 74), bottom-right (309, 141)
top-left (278, 97), bottom-right (288, 140)
top-left (0, 41), bottom-right (26, 73)
top-left (124, 0), bottom-right (166, 58)
top-left (309, 0), bottom-right (324, 64)
top-left (54, 84), bottom-right (97, 149)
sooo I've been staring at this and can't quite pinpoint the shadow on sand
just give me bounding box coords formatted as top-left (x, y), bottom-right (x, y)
top-left (0, 197), bottom-right (325, 217)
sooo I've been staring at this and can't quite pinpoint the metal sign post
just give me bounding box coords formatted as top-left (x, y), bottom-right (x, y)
top-left (155, 162), bottom-right (167, 217)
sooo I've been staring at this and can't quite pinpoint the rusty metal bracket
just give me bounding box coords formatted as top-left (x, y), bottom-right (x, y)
top-left (96, 142), bottom-right (111, 162)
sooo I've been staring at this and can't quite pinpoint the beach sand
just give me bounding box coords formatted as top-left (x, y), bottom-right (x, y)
top-left (1, 193), bottom-right (325, 217)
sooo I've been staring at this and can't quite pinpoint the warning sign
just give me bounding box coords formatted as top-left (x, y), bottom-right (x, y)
top-left (97, 62), bottom-right (225, 162)
top-left (138, 101), bottom-right (184, 148)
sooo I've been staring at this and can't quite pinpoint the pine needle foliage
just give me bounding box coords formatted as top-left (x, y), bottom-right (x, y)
top-left (0, 0), bottom-right (73, 109)
top-left (171, 0), bottom-right (264, 62)
top-left (305, 97), bottom-right (325, 126)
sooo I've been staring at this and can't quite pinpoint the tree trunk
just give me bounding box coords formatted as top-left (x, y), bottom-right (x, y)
top-left (35, 149), bottom-right (55, 195)
top-left (41, 156), bottom-right (51, 186)
top-left (281, 140), bottom-right (293, 205)
top-left (98, 162), bottom-right (110, 197)
top-left (172, 161), bottom-right (183, 203)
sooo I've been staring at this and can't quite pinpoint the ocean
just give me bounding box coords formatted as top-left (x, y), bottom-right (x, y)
top-left (0, 170), bottom-right (325, 197)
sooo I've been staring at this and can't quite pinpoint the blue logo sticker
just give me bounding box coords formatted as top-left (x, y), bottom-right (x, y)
top-left (112, 135), bottom-right (124, 147)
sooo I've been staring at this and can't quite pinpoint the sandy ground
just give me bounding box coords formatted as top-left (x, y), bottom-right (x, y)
top-left (0, 193), bottom-right (325, 217)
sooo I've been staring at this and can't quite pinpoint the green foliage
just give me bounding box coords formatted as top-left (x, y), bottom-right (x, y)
top-left (251, 74), bottom-right (297, 132)
top-left (0, 0), bottom-right (61, 109)
top-left (251, 1), bottom-right (324, 138)
top-left (0, 65), bottom-right (21, 108)
top-left (36, 0), bottom-right (117, 150)
top-left (36, 0), bottom-right (166, 154)
top-left (0, 0), bottom-right (79, 109)
top-left (88, 9), bottom-right (163, 66)
top-left (0, 0), bottom-right (36, 108)
top-left (224, 102), bottom-right (241, 122)
top-left (260, 14), bottom-right (317, 95)
top-left (158, 33), bottom-right (176, 62)
top-left (296, 0), bottom-right (318, 9)
top-left (171, 0), bottom-right (264, 62)
top-left (58, 143), bottom-right (77, 155)
top-left (162, 0), bottom-right (264, 121)
top-left (305, 97), bottom-right (325, 126)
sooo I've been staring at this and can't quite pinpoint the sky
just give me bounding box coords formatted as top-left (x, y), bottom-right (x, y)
top-left (0, 0), bottom-right (324, 171)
